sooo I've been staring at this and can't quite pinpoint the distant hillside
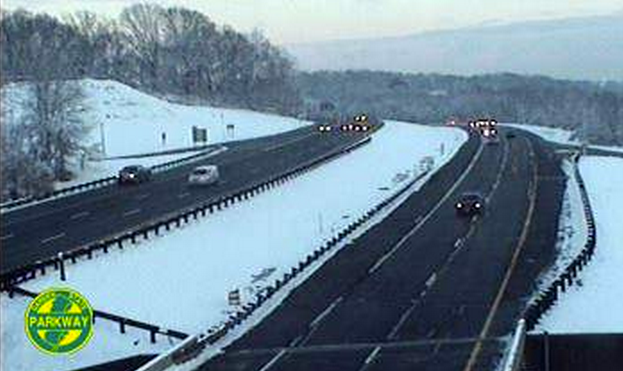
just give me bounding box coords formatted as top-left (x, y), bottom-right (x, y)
top-left (287, 14), bottom-right (623, 81)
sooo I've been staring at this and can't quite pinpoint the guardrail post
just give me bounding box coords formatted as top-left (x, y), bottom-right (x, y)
top-left (58, 253), bottom-right (66, 281)
top-left (150, 329), bottom-right (157, 343)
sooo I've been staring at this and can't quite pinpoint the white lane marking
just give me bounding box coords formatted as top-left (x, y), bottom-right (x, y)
top-left (41, 233), bottom-right (65, 244)
top-left (367, 143), bottom-right (485, 275)
top-left (288, 335), bottom-right (303, 348)
top-left (178, 192), bottom-right (190, 199)
top-left (297, 297), bottom-right (344, 347)
top-left (463, 137), bottom-right (538, 371)
top-left (258, 349), bottom-right (288, 371)
top-left (310, 297), bottom-right (343, 328)
top-left (486, 136), bottom-right (511, 202)
top-left (262, 131), bottom-right (317, 153)
top-left (122, 208), bottom-right (141, 217)
top-left (1, 233), bottom-right (14, 241)
top-left (70, 211), bottom-right (90, 220)
top-left (425, 273), bottom-right (437, 289)
top-left (388, 304), bottom-right (418, 340)
top-left (384, 142), bottom-right (497, 341)
top-left (136, 193), bottom-right (150, 200)
top-left (364, 346), bottom-right (382, 365)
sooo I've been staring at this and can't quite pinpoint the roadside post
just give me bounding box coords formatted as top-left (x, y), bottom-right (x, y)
top-left (58, 252), bottom-right (66, 281)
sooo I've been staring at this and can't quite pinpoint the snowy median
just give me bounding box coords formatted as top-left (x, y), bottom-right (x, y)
top-left (1, 121), bottom-right (467, 371)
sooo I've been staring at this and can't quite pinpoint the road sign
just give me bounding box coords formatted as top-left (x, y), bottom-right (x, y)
top-left (228, 289), bottom-right (241, 306)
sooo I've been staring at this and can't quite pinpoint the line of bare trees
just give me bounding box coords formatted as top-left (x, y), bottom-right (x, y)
top-left (1, 4), bottom-right (301, 113)
top-left (299, 71), bottom-right (623, 145)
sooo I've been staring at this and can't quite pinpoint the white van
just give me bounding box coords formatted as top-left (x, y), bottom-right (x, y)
top-left (188, 165), bottom-right (220, 186)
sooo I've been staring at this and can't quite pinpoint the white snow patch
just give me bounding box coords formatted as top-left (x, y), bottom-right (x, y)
top-left (0, 294), bottom-right (171, 371)
top-left (503, 123), bottom-right (578, 145)
top-left (1, 121), bottom-right (467, 371)
top-left (536, 156), bottom-right (623, 333)
top-left (80, 79), bottom-right (308, 157)
top-left (533, 159), bottom-right (587, 293)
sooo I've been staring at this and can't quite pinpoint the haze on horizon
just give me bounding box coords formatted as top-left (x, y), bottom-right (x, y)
top-left (3, 0), bottom-right (622, 44)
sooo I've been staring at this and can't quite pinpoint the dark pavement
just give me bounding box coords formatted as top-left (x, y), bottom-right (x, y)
top-left (197, 128), bottom-right (565, 371)
top-left (0, 126), bottom-right (368, 273)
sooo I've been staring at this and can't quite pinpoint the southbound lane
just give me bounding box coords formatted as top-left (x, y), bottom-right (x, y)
top-left (199, 129), bottom-right (562, 371)
top-left (0, 126), bottom-right (368, 273)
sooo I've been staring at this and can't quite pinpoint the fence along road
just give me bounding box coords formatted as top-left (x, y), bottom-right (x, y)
top-left (0, 125), bottom-right (369, 273)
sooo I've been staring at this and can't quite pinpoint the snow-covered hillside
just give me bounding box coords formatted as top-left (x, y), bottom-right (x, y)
top-left (537, 156), bottom-right (623, 333)
top-left (79, 79), bottom-right (307, 157)
top-left (1, 121), bottom-right (467, 371)
top-left (1, 79), bottom-right (309, 187)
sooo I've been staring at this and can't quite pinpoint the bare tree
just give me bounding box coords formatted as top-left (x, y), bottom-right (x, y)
top-left (23, 80), bottom-right (89, 180)
top-left (120, 3), bottom-right (165, 88)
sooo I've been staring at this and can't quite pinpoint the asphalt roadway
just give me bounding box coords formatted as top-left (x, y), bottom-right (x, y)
top-left (197, 128), bottom-right (565, 371)
top-left (0, 125), bottom-right (368, 273)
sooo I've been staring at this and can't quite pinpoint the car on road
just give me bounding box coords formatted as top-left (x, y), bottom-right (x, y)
top-left (455, 192), bottom-right (486, 217)
top-left (482, 127), bottom-right (500, 144)
top-left (188, 165), bottom-right (220, 186)
top-left (118, 165), bottom-right (152, 185)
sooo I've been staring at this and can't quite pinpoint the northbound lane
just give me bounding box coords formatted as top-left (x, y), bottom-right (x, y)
top-left (1, 126), bottom-right (368, 273)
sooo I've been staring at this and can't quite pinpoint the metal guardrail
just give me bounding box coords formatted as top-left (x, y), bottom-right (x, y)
top-left (501, 319), bottom-right (527, 371)
top-left (134, 335), bottom-right (202, 371)
top-left (0, 135), bottom-right (374, 289)
top-left (498, 152), bottom-right (595, 370)
top-left (8, 286), bottom-right (188, 343)
top-left (0, 146), bottom-right (226, 213)
top-left (523, 153), bottom-right (596, 332)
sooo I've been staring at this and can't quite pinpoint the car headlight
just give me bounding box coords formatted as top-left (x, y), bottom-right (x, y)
top-left (456, 203), bottom-right (463, 208)
top-left (474, 203), bottom-right (481, 208)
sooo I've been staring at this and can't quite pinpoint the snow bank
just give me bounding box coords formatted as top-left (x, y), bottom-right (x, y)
top-left (537, 156), bottom-right (623, 333)
top-left (1, 121), bottom-right (467, 371)
top-left (533, 160), bottom-right (588, 293)
top-left (503, 123), bottom-right (578, 145)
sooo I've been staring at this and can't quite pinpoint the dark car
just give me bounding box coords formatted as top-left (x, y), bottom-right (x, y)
top-left (118, 165), bottom-right (152, 185)
top-left (455, 192), bottom-right (485, 217)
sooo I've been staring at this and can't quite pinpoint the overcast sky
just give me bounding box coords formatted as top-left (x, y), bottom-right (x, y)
top-left (3, 0), bottom-right (622, 44)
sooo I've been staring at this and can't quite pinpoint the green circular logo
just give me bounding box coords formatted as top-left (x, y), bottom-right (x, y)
top-left (25, 287), bottom-right (94, 355)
